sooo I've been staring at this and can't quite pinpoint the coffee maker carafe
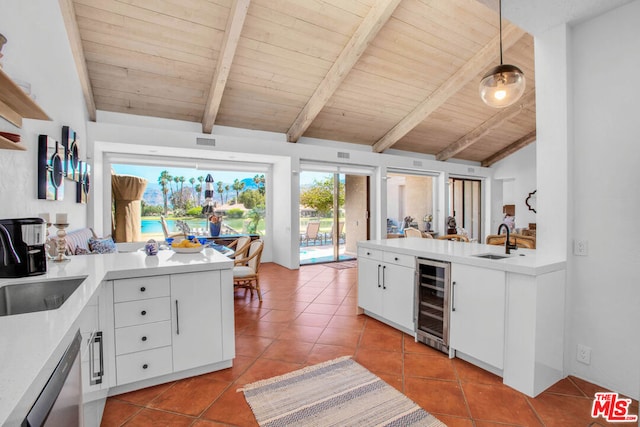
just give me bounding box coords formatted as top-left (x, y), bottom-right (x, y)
top-left (0, 218), bottom-right (48, 278)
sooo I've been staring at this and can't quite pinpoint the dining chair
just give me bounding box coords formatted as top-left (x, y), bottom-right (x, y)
top-left (437, 234), bottom-right (469, 242)
top-left (403, 227), bottom-right (423, 238)
top-left (227, 235), bottom-right (251, 259)
top-left (300, 221), bottom-right (322, 246)
top-left (160, 215), bottom-right (183, 240)
top-left (233, 239), bottom-right (264, 301)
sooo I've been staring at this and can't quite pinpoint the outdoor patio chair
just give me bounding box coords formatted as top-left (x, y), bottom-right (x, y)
top-left (233, 239), bottom-right (264, 301)
top-left (160, 215), bottom-right (183, 240)
top-left (300, 222), bottom-right (323, 246)
top-left (324, 221), bottom-right (345, 243)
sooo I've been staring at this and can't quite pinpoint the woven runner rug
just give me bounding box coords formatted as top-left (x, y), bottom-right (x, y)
top-left (322, 260), bottom-right (358, 269)
top-left (239, 356), bottom-right (446, 427)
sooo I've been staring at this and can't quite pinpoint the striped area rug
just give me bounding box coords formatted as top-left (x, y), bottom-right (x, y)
top-left (240, 356), bottom-right (446, 427)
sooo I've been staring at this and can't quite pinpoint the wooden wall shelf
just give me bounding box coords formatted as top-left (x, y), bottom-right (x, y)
top-left (0, 134), bottom-right (26, 150)
top-left (0, 67), bottom-right (51, 128)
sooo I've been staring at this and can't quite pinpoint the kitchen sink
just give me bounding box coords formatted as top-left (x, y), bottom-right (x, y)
top-left (473, 253), bottom-right (510, 260)
top-left (0, 277), bottom-right (87, 316)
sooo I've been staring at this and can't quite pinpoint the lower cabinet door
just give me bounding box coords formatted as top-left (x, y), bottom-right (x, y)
top-left (357, 257), bottom-right (382, 314)
top-left (450, 264), bottom-right (506, 369)
top-left (116, 346), bottom-right (173, 385)
top-left (381, 263), bottom-right (415, 332)
top-left (171, 271), bottom-right (224, 372)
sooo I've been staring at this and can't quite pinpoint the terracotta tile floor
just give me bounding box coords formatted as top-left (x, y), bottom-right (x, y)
top-left (102, 263), bottom-right (638, 426)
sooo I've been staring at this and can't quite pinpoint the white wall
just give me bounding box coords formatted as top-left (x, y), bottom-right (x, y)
top-left (0, 0), bottom-right (88, 226)
top-left (491, 142), bottom-right (537, 231)
top-left (565, 0), bottom-right (640, 399)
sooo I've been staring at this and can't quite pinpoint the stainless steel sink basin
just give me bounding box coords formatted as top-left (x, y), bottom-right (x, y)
top-left (0, 277), bottom-right (86, 316)
top-left (473, 253), bottom-right (510, 260)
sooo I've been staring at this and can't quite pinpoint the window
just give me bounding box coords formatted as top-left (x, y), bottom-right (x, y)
top-left (386, 172), bottom-right (435, 235)
top-left (111, 163), bottom-right (267, 241)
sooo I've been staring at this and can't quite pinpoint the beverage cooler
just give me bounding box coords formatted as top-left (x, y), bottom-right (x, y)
top-left (415, 258), bottom-right (451, 354)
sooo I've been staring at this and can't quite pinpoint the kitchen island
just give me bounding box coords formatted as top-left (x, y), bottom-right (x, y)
top-left (0, 248), bottom-right (234, 426)
top-left (357, 238), bottom-right (566, 397)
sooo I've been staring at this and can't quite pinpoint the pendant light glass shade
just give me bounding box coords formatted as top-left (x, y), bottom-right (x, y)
top-left (479, 0), bottom-right (525, 108)
top-left (479, 64), bottom-right (525, 108)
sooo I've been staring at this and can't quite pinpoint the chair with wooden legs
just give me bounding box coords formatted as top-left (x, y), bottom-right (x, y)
top-left (403, 227), bottom-right (423, 238)
top-left (486, 234), bottom-right (536, 249)
top-left (227, 235), bottom-right (251, 259)
top-left (233, 240), bottom-right (264, 301)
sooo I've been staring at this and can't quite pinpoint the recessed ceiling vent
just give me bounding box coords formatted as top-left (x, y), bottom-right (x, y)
top-left (196, 137), bottom-right (216, 146)
top-left (337, 151), bottom-right (350, 159)
top-left (413, 160), bottom-right (423, 167)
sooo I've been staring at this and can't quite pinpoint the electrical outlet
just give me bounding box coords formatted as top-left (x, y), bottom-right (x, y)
top-left (577, 344), bottom-right (591, 364)
top-left (574, 240), bottom-right (588, 256)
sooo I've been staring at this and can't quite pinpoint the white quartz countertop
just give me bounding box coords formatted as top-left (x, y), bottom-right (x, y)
top-left (358, 239), bottom-right (566, 276)
top-left (0, 248), bottom-right (233, 426)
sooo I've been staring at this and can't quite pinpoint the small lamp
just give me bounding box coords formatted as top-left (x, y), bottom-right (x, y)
top-left (479, 0), bottom-right (525, 108)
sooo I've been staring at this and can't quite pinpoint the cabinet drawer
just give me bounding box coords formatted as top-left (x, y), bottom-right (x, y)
top-left (115, 321), bottom-right (172, 356)
top-left (116, 346), bottom-right (172, 386)
top-left (383, 251), bottom-right (415, 268)
top-left (114, 276), bottom-right (170, 303)
top-left (114, 298), bottom-right (170, 328)
top-left (357, 247), bottom-right (382, 260)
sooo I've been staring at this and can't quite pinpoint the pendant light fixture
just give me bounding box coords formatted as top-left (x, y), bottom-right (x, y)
top-left (479, 0), bottom-right (525, 108)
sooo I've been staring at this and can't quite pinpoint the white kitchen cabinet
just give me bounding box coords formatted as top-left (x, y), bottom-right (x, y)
top-left (357, 247), bottom-right (415, 333)
top-left (170, 271), bottom-right (224, 372)
top-left (450, 263), bottom-right (506, 370)
top-left (79, 282), bottom-right (112, 427)
top-left (110, 269), bottom-right (234, 388)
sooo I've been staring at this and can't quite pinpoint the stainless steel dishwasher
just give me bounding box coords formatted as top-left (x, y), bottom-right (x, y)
top-left (23, 330), bottom-right (83, 427)
top-left (415, 258), bottom-right (451, 354)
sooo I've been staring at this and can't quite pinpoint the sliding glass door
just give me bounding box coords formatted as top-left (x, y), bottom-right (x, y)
top-left (448, 178), bottom-right (481, 242)
top-left (299, 165), bottom-right (370, 265)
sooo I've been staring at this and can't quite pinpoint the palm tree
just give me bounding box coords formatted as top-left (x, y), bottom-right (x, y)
top-left (232, 179), bottom-right (245, 203)
top-left (158, 170), bottom-right (171, 215)
top-left (195, 183), bottom-right (202, 206)
top-left (225, 184), bottom-right (230, 204)
top-left (253, 174), bottom-right (265, 195)
top-left (217, 181), bottom-right (224, 204)
top-left (189, 177), bottom-right (196, 203)
top-left (197, 176), bottom-right (204, 204)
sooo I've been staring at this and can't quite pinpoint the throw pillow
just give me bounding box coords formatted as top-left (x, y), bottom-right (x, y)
top-left (89, 237), bottom-right (117, 254)
top-left (74, 247), bottom-right (92, 255)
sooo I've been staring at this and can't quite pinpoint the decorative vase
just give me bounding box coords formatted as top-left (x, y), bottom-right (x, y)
top-left (209, 222), bottom-right (221, 237)
top-left (145, 239), bottom-right (158, 256)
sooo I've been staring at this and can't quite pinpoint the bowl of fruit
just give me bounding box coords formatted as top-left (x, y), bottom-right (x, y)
top-left (171, 238), bottom-right (204, 253)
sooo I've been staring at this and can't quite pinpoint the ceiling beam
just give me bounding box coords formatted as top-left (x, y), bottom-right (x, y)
top-left (59, 0), bottom-right (96, 121)
top-left (202, 0), bottom-right (251, 134)
top-left (436, 90), bottom-right (535, 161)
top-left (372, 23), bottom-right (526, 153)
top-left (286, 0), bottom-right (402, 143)
top-left (481, 129), bottom-right (537, 167)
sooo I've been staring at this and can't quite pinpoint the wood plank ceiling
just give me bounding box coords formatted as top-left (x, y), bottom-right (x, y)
top-left (61, 0), bottom-right (537, 165)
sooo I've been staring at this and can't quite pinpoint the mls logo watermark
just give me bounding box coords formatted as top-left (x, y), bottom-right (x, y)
top-left (591, 392), bottom-right (638, 423)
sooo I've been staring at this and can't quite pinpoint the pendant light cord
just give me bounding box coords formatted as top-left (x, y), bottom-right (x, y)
top-left (499, 0), bottom-right (503, 65)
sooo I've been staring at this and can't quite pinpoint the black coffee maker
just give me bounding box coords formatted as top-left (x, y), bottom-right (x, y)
top-left (0, 218), bottom-right (48, 278)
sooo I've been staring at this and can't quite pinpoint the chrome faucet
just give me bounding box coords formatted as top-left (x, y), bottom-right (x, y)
top-left (497, 223), bottom-right (517, 254)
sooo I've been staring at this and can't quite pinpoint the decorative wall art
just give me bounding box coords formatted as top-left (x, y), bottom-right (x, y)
top-left (61, 125), bottom-right (80, 181)
top-left (76, 160), bottom-right (91, 204)
top-left (526, 190), bottom-right (537, 213)
top-left (37, 135), bottom-right (64, 200)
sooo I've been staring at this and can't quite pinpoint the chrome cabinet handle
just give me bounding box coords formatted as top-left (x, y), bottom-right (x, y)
top-left (175, 300), bottom-right (180, 335)
top-left (451, 281), bottom-right (456, 312)
top-left (89, 332), bottom-right (103, 385)
top-left (382, 265), bottom-right (387, 289)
